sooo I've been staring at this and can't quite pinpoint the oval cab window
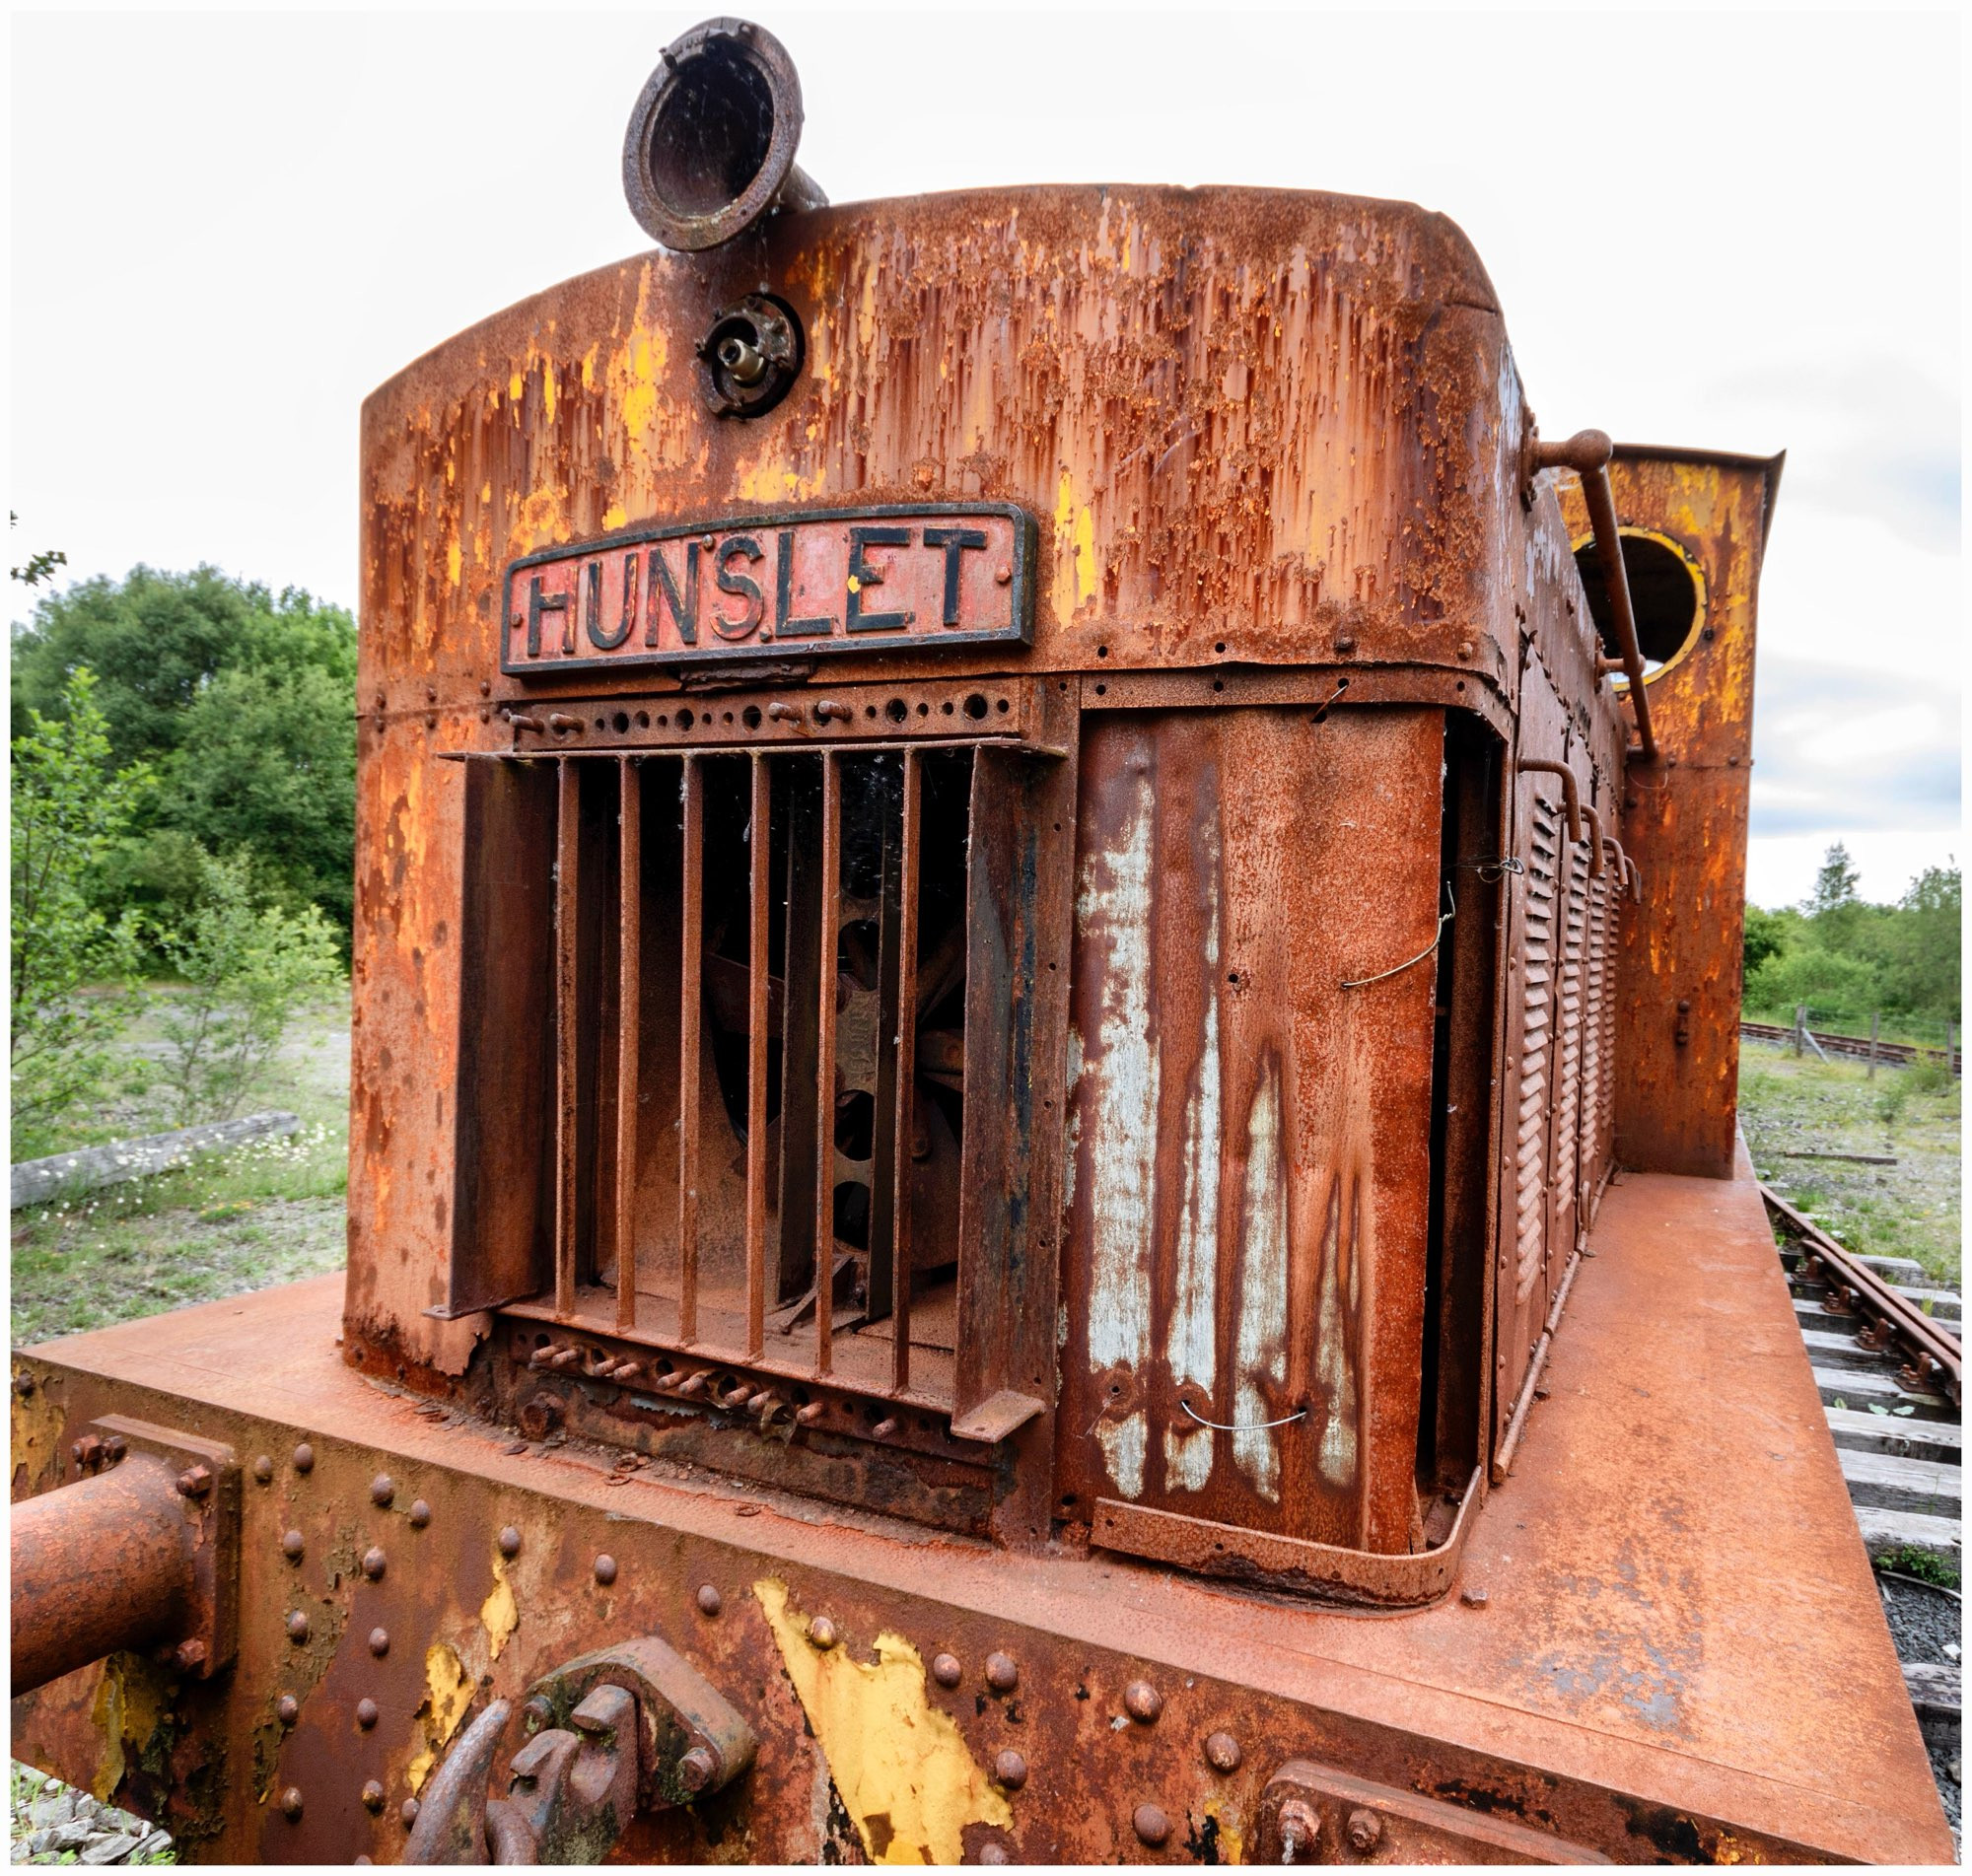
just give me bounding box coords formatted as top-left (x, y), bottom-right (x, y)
top-left (1572, 527), bottom-right (1707, 683)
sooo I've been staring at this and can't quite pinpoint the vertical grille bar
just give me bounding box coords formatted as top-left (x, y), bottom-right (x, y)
top-left (554, 757), bottom-right (581, 1319)
top-left (745, 753), bottom-right (771, 1359)
top-left (889, 748), bottom-right (921, 1393)
top-left (614, 756), bottom-right (641, 1333)
top-left (677, 755), bottom-right (703, 1345)
top-left (814, 753), bottom-right (840, 1378)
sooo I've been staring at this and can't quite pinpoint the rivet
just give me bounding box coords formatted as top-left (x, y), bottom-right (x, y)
top-left (12, 1372), bottom-right (34, 1398)
top-left (252, 1455), bottom-right (273, 1484)
top-left (277, 1694), bottom-right (300, 1726)
top-left (369, 1627), bottom-right (390, 1657)
top-left (362, 1780), bottom-right (386, 1814)
top-left (400, 1799), bottom-right (420, 1829)
top-left (1460, 1585), bottom-right (1489, 1609)
top-left (1204, 1731), bottom-right (1241, 1772)
top-left (993, 1749), bottom-right (1028, 1791)
top-left (370, 1475), bottom-right (394, 1507)
top-left (594, 1554), bottom-right (618, 1586)
top-left (808, 1616), bottom-right (838, 1650)
top-left (498, 1526), bottom-right (522, 1558)
top-left (173, 1639), bottom-right (207, 1673)
top-left (293, 1443), bottom-right (315, 1474)
top-left (1123, 1680), bottom-right (1162, 1724)
top-left (1347, 1807), bottom-right (1383, 1852)
top-left (280, 1787), bottom-right (304, 1822)
top-left (281, 1530), bottom-right (306, 1563)
top-left (932, 1653), bottom-right (962, 1689)
top-left (1133, 1802), bottom-right (1170, 1847)
top-left (985, 1652), bottom-right (1019, 1694)
top-left (409, 1499), bottom-right (431, 1529)
top-left (978, 1846), bottom-right (1010, 1866)
top-left (357, 1698), bottom-right (379, 1730)
top-left (363, 1547), bottom-right (387, 1581)
top-left (287, 1611), bottom-right (311, 1643)
top-left (697, 1584), bottom-right (723, 1618)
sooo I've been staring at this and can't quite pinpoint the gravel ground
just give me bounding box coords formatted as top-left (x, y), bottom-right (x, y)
top-left (1879, 1574), bottom-right (1964, 1839)
top-left (8, 1769), bottom-right (172, 1865)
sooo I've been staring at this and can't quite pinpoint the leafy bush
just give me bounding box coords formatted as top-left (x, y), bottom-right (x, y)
top-left (1744, 943), bottom-right (1884, 1024)
top-left (156, 851), bottom-right (345, 1126)
top-left (10, 670), bottom-right (152, 1151)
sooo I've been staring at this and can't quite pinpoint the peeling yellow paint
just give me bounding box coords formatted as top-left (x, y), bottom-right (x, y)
top-left (509, 369), bottom-right (525, 404)
top-left (1055, 472), bottom-right (1098, 610)
top-left (407, 1747), bottom-right (437, 1794)
top-left (446, 540), bottom-right (462, 587)
top-left (601, 503), bottom-right (628, 531)
top-left (87, 1654), bottom-right (167, 1805)
top-left (620, 331), bottom-right (665, 439)
top-left (541, 363), bottom-right (557, 423)
top-left (424, 1641), bottom-right (472, 1746)
top-left (480, 1559), bottom-right (518, 1661)
top-left (10, 1375), bottom-right (64, 1494)
top-left (754, 1578), bottom-right (1010, 1864)
top-left (581, 344), bottom-right (598, 390)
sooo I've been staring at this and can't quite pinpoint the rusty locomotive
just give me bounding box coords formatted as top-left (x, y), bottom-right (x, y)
top-left (11, 18), bottom-right (1953, 1865)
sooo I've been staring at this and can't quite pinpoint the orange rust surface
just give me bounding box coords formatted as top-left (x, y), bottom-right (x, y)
top-left (13, 1149), bottom-right (1948, 1863)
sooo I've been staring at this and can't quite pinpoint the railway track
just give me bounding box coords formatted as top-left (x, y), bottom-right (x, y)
top-left (1764, 1185), bottom-right (1961, 1829)
top-left (1742, 1020), bottom-right (1961, 1076)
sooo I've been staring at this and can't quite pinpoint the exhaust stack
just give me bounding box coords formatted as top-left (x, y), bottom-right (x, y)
top-left (622, 17), bottom-right (826, 252)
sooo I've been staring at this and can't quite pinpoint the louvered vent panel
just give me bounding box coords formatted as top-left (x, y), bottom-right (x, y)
top-left (1514, 797), bottom-right (1561, 1304)
top-left (1552, 842), bottom-right (1588, 1216)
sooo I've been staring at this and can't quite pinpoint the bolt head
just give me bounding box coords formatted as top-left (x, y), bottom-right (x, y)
top-left (173, 1639), bottom-right (207, 1673)
top-left (363, 1547), bottom-right (387, 1581)
top-left (678, 1745), bottom-right (720, 1794)
top-left (1278, 1797), bottom-right (1320, 1856)
top-left (252, 1455), bottom-right (273, 1484)
top-left (281, 1529), bottom-right (306, 1563)
top-left (362, 1780), bottom-right (386, 1814)
top-left (1123, 1680), bottom-right (1162, 1724)
top-left (286, 1611), bottom-right (311, 1643)
top-left (292, 1443), bottom-right (315, 1474)
top-left (871, 1417), bottom-right (899, 1439)
top-left (594, 1553), bottom-right (618, 1586)
top-left (931, 1652), bottom-right (962, 1689)
top-left (1133, 1803), bottom-right (1170, 1847)
top-left (985, 1651), bottom-right (1019, 1694)
top-left (176, 1464), bottom-right (214, 1497)
top-left (356, 1698), bottom-right (380, 1730)
top-left (280, 1787), bottom-right (304, 1822)
top-left (277, 1694), bottom-right (300, 1725)
top-left (1460, 1585), bottom-right (1489, 1609)
top-left (808, 1615), bottom-right (838, 1650)
top-left (1347, 1807), bottom-right (1383, 1852)
top-left (1204, 1731), bottom-right (1241, 1772)
top-left (370, 1474), bottom-right (394, 1507)
top-left (13, 1372), bottom-right (34, 1397)
top-left (993, 1750), bottom-right (1028, 1791)
top-left (498, 1526), bottom-right (523, 1558)
top-left (409, 1499), bottom-right (432, 1528)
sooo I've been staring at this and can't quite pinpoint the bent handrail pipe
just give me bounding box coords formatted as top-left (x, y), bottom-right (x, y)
top-left (11, 1454), bottom-right (197, 1695)
top-left (1601, 834), bottom-right (1641, 904)
top-left (1579, 802), bottom-right (1605, 879)
top-left (1531, 428), bottom-right (1659, 762)
top-left (622, 18), bottom-right (827, 252)
top-left (1516, 759), bottom-right (1583, 847)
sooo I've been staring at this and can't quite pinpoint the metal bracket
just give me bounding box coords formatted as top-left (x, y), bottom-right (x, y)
top-left (1256, 1759), bottom-right (1607, 1864)
top-left (90, 1414), bottom-right (239, 1680)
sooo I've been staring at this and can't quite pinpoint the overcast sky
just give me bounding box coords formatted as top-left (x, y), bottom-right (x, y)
top-left (10, 5), bottom-right (1960, 908)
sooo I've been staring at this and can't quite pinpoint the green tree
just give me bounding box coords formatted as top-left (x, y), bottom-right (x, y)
top-left (1741, 903), bottom-right (1791, 981)
top-left (1804, 842), bottom-right (1862, 916)
top-left (11, 566), bottom-right (358, 939)
top-left (157, 849), bottom-right (346, 1125)
top-left (10, 669), bottom-right (152, 1147)
top-left (1879, 864), bottom-right (1961, 1020)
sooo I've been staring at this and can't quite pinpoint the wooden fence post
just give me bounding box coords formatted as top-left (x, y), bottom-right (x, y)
top-left (1867, 1011), bottom-right (1879, 1080)
top-left (1794, 1006), bottom-right (1805, 1058)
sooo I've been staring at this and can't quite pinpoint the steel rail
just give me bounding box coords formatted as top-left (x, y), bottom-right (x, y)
top-left (1740, 1020), bottom-right (1961, 1077)
top-left (1760, 1183), bottom-right (1961, 1408)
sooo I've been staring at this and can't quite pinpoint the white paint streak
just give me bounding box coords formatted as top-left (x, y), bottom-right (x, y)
top-left (1232, 1070), bottom-right (1287, 1502)
top-left (1096, 1411), bottom-right (1148, 1499)
top-left (1166, 819), bottom-right (1221, 1405)
top-left (1163, 1425), bottom-right (1214, 1494)
top-left (1077, 771), bottom-right (1158, 1378)
top-left (1315, 1177), bottom-right (1359, 1491)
